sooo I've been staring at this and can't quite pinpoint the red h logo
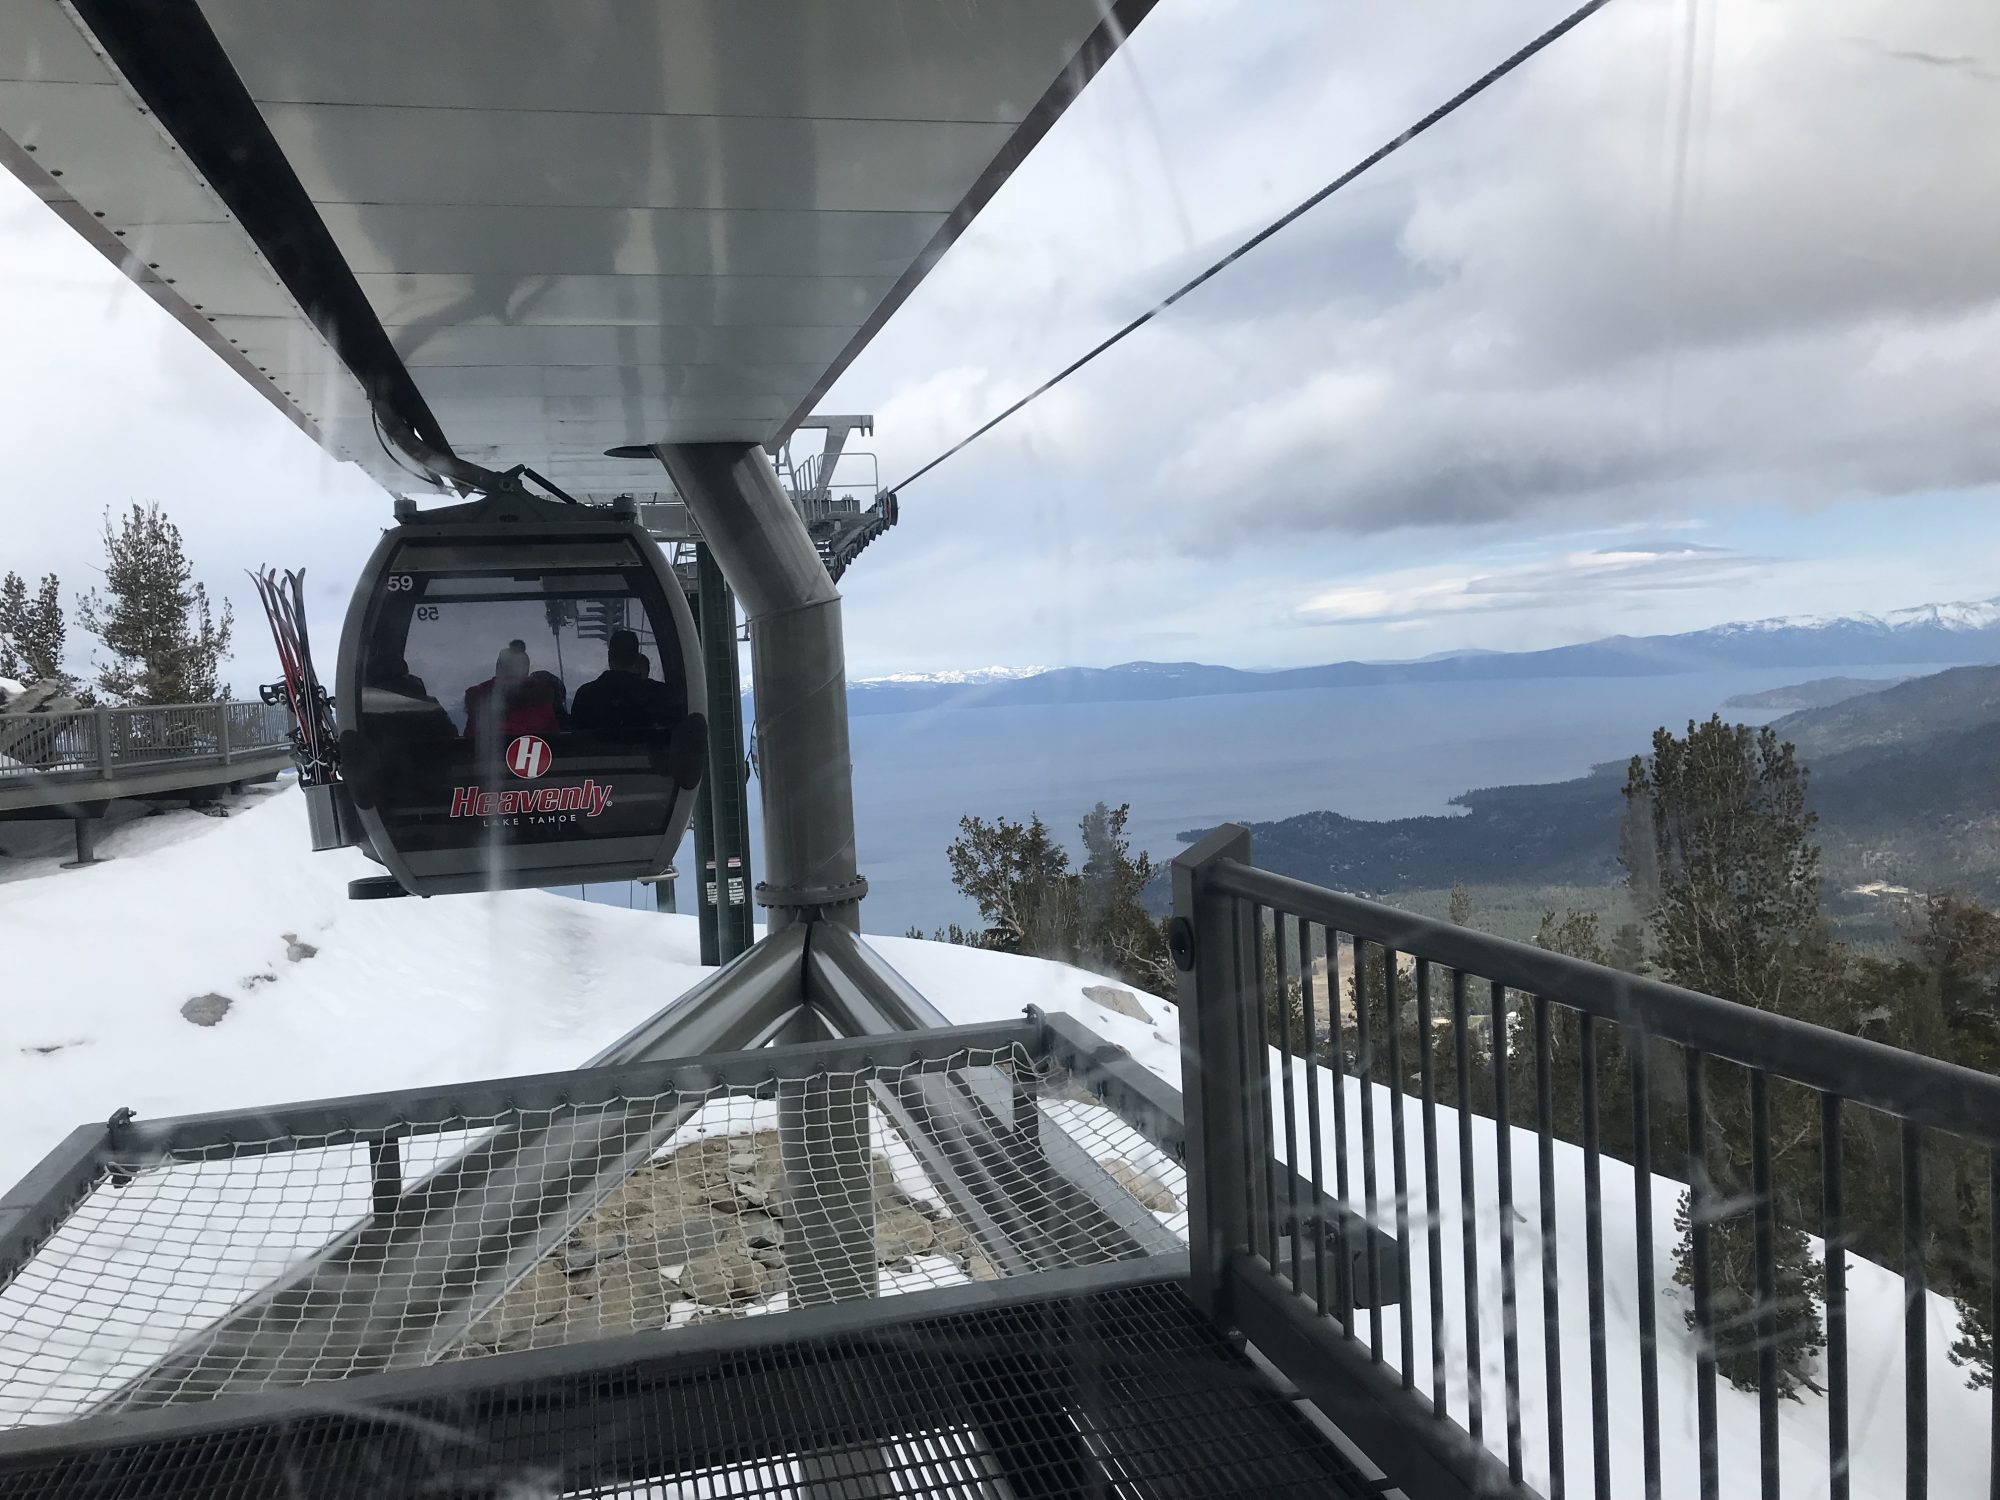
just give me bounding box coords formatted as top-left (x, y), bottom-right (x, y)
top-left (506, 734), bottom-right (552, 779)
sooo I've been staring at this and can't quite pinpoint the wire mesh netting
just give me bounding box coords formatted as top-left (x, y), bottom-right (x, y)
top-left (0, 1283), bottom-right (1372, 1500)
top-left (0, 1045), bottom-right (1187, 1428)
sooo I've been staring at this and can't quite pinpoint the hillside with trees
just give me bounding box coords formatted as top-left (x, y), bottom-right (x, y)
top-left (1171, 665), bottom-right (2000, 920)
top-left (1233, 715), bottom-right (2000, 1394)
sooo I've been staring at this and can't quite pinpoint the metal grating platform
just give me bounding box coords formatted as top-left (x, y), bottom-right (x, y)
top-left (0, 1280), bottom-right (1380, 1499)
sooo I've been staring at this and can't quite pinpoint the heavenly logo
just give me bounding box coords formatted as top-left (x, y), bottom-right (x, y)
top-left (451, 733), bottom-right (611, 821)
top-left (450, 782), bottom-right (613, 819)
top-left (506, 734), bottom-right (552, 779)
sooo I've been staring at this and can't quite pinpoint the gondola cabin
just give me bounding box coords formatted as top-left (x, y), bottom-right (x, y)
top-left (334, 490), bottom-right (706, 896)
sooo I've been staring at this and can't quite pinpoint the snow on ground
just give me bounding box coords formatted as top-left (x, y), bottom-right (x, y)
top-left (1288, 1061), bottom-right (1990, 1500)
top-left (1, 784), bottom-right (716, 1190)
top-left (0, 784), bottom-right (1183, 1193)
top-left (0, 782), bottom-right (1986, 1497)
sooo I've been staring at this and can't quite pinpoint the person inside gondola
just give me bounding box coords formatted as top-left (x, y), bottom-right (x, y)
top-left (365, 654), bottom-right (454, 741)
top-left (570, 629), bottom-right (681, 741)
top-left (463, 639), bottom-right (564, 743)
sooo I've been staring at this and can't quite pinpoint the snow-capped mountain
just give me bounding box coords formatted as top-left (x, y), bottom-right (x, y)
top-left (854, 665), bottom-right (1049, 686)
top-left (1709, 597), bottom-right (2000, 636)
top-left (841, 597), bottom-right (2000, 715)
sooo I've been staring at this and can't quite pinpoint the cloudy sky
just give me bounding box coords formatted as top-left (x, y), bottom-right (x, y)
top-left (4, 0), bottom-right (1999, 687)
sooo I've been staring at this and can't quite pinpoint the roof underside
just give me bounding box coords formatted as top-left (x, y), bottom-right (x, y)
top-left (0, 0), bottom-right (1149, 498)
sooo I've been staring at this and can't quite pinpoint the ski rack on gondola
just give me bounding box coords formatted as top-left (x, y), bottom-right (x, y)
top-left (250, 567), bottom-right (337, 785)
top-left (250, 566), bottom-right (359, 855)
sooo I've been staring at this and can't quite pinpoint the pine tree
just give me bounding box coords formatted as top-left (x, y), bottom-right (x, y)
top-left (75, 504), bottom-right (234, 704)
top-left (944, 812), bottom-right (1077, 960)
top-left (0, 572), bottom-right (25, 682)
top-left (1627, 717), bottom-right (1828, 1394)
top-left (0, 571), bottom-right (69, 688)
top-left (942, 802), bottom-right (1174, 994)
top-left (1448, 882), bottom-right (1472, 926)
top-left (1077, 802), bottom-right (1174, 994)
top-left (1608, 921), bottom-right (1649, 974)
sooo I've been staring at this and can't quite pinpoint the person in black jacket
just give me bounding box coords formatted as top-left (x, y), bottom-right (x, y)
top-left (570, 630), bottom-right (682, 741)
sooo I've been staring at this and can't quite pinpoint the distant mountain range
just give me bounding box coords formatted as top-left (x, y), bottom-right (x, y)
top-left (849, 597), bottom-right (2000, 716)
top-left (1155, 664), bottom-right (2000, 918)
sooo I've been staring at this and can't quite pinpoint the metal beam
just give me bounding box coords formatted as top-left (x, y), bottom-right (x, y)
top-left (1228, 1256), bottom-right (1515, 1500)
top-left (806, 927), bottom-right (1183, 1270)
top-left (655, 443), bottom-right (864, 933)
top-left (106, 929), bottom-right (813, 1409)
top-left (0, 1255), bottom-right (1187, 1467)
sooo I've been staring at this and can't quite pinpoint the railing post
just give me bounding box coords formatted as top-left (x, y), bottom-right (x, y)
top-left (217, 702), bottom-right (233, 765)
top-left (1174, 822), bottom-right (1256, 1321)
top-left (93, 707), bottom-right (114, 775)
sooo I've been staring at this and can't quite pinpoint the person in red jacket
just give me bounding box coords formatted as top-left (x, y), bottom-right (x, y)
top-left (463, 640), bottom-right (563, 747)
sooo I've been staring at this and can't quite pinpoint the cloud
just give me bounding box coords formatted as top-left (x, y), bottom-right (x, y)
top-left (1212, 1), bottom-right (2000, 538)
top-left (850, 0), bottom-right (2000, 552)
top-left (1296, 542), bottom-right (1774, 626)
top-left (6, 0), bottom-right (1996, 681)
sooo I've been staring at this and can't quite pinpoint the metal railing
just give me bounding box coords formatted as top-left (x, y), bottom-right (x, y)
top-left (1175, 824), bottom-right (2000, 1500)
top-left (0, 701), bottom-right (289, 784)
top-left (0, 1013), bottom-right (1187, 1428)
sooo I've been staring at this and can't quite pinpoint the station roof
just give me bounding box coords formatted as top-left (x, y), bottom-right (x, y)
top-left (0, 1), bottom-right (1151, 497)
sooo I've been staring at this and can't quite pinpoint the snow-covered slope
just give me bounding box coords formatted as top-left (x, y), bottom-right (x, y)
top-left (1298, 1065), bottom-right (1987, 1499)
top-left (0, 785), bottom-right (1177, 1193)
top-left (0, 787), bottom-right (1986, 1497)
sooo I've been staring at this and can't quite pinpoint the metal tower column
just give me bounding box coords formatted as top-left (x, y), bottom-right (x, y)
top-left (657, 444), bottom-right (866, 934)
top-left (695, 543), bottom-right (754, 962)
top-left (690, 767), bottom-right (720, 965)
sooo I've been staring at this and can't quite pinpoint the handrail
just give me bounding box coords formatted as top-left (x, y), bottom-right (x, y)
top-left (1207, 858), bottom-right (2000, 1146)
top-left (0, 700), bottom-right (290, 784)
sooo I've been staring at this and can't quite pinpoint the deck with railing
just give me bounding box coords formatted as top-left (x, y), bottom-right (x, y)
top-left (0, 700), bottom-right (292, 814)
top-left (1175, 823), bottom-right (2000, 1500)
top-left (0, 821), bottom-right (1994, 1498)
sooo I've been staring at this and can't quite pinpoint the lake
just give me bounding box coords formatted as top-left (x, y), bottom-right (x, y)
top-left (556, 664), bottom-right (1927, 937)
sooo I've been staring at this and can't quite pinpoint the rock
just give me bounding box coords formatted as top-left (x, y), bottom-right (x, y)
top-left (180, 993), bottom-right (232, 1028)
top-left (731, 1258), bottom-right (777, 1301)
top-left (745, 1224), bottom-right (782, 1251)
top-left (734, 1181), bottom-right (769, 1209)
top-left (877, 1206), bottom-right (937, 1259)
top-left (727, 1150), bottom-right (757, 1172)
top-left (1104, 1159), bottom-right (1180, 1213)
top-left (560, 1234), bottom-right (627, 1276)
top-left (966, 1254), bottom-right (1002, 1283)
top-left (464, 1260), bottom-right (572, 1350)
top-left (1082, 984), bottom-right (1150, 1021)
top-left (580, 1264), bottom-right (669, 1331)
top-left (682, 1249), bottom-right (750, 1306)
top-left (282, 933), bottom-right (318, 963)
